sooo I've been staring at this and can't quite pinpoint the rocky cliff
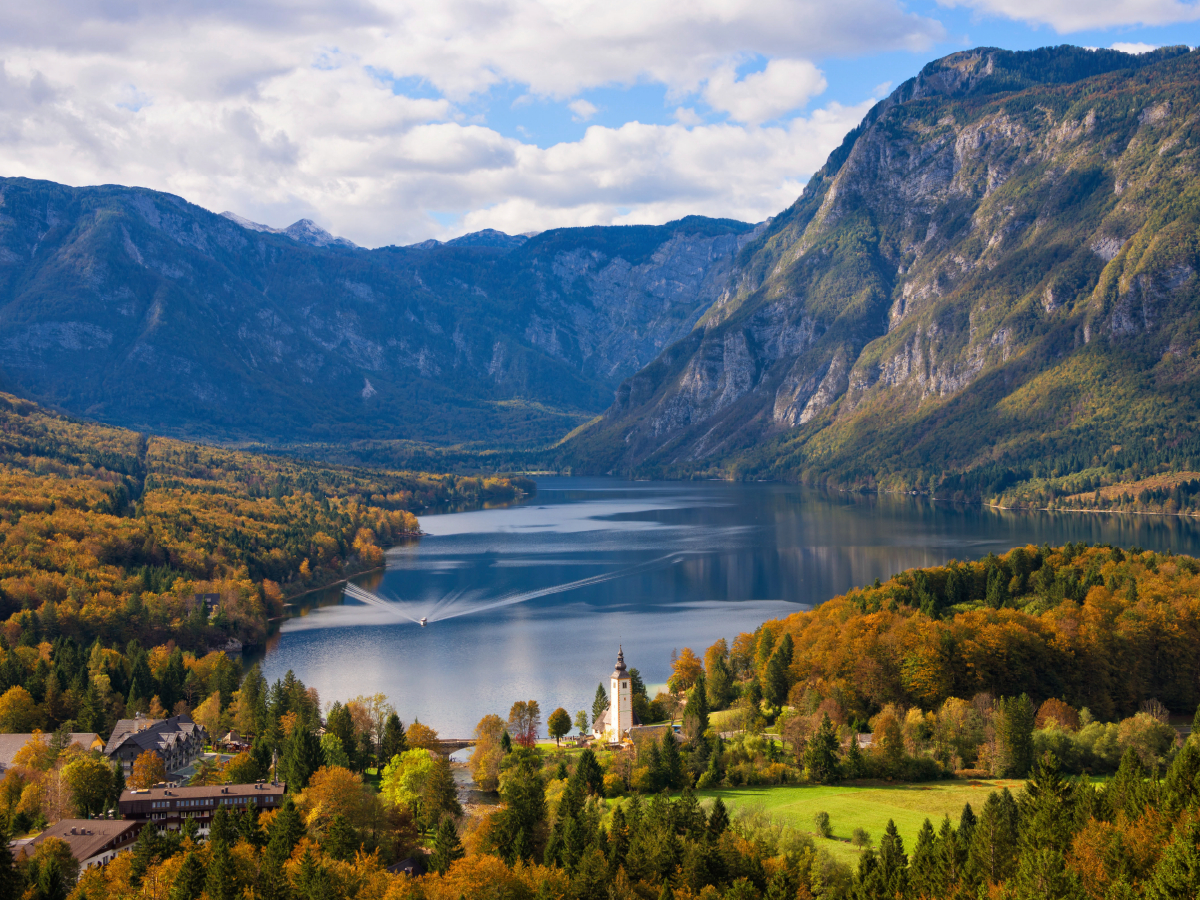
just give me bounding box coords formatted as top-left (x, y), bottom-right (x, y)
top-left (565, 45), bottom-right (1200, 494)
top-left (0, 179), bottom-right (753, 446)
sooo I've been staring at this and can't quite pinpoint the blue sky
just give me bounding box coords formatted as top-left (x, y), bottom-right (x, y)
top-left (0, 0), bottom-right (1197, 245)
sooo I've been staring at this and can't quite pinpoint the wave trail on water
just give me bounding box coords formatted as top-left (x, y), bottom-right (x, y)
top-left (342, 551), bottom-right (693, 624)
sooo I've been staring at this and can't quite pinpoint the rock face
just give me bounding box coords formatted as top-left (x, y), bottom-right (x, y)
top-left (566, 45), bottom-right (1200, 490)
top-left (0, 181), bottom-right (753, 445)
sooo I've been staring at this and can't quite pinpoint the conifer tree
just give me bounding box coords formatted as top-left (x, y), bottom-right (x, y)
top-left (876, 819), bottom-right (908, 899)
top-left (682, 673), bottom-right (709, 741)
top-left (323, 813), bottom-right (357, 862)
top-left (909, 819), bottom-right (937, 899)
top-left (994, 695), bottom-right (1035, 777)
top-left (592, 683), bottom-right (609, 726)
top-left (205, 837), bottom-right (237, 900)
top-left (422, 753), bottom-right (463, 830)
top-left (1009, 848), bottom-right (1081, 900)
top-left (659, 726), bottom-right (683, 789)
top-left (380, 713), bottom-right (407, 762)
top-left (802, 714), bottom-right (842, 784)
top-left (1019, 753), bottom-right (1077, 854)
top-left (292, 846), bottom-right (331, 900)
top-left (169, 851), bottom-right (205, 900)
top-left (708, 797), bottom-right (730, 837)
top-left (934, 815), bottom-right (966, 897)
top-left (1145, 821), bottom-right (1200, 900)
top-left (209, 807), bottom-right (237, 846)
top-left (430, 817), bottom-right (465, 874)
top-left (281, 723), bottom-right (322, 792)
top-left (968, 788), bottom-right (1018, 884)
top-left (0, 819), bottom-right (17, 900)
top-left (842, 735), bottom-right (866, 779)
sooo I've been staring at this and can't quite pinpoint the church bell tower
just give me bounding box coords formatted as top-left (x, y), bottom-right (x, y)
top-left (608, 646), bottom-right (633, 742)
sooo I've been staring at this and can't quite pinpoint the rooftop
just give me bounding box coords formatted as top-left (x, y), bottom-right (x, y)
top-left (25, 819), bottom-right (138, 863)
top-left (120, 782), bottom-right (284, 803)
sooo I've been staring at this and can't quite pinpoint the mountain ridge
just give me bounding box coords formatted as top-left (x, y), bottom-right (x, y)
top-left (560, 44), bottom-right (1200, 498)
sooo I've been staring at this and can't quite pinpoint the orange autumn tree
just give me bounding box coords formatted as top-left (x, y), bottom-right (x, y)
top-left (668, 647), bottom-right (703, 693)
top-left (129, 751), bottom-right (166, 790)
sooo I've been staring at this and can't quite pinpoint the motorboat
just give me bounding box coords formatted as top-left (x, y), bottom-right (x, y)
top-left (419, 617), bottom-right (427, 627)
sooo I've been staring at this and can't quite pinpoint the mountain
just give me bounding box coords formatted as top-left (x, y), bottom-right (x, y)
top-left (0, 179), bottom-right (755, 447)
top-left (563, 45), bottom-right (1200, 497)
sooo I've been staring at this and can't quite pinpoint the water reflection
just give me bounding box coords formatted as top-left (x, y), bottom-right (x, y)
top-left (257, 478), bottom-right (1200, 736)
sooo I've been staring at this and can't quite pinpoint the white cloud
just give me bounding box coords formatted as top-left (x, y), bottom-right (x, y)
top-left (568, 99), bottom-right (599, 122)
top-left (0, 0), bottom-right (930, 245)
top-left (703, 58), bottom-right (828, 124)
top-left (936, 0), bottom-right (1200, 32)
top-left (1111, 41), bottom-right (1160, 53)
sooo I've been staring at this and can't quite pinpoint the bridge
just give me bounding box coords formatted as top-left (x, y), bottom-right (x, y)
top-left (432, 739), bottom-right (476, 756)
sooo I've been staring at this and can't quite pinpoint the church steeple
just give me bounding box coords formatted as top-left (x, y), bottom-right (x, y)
top-left (612, 645), bottom-right (628, 679)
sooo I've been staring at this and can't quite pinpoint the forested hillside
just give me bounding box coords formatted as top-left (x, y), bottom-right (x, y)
top-left (0, 392), bottom-right (529, 650)
top-left (0, 175), bottom-right (753, 449)
top-left (565, 46), bottom-right (1200, 501)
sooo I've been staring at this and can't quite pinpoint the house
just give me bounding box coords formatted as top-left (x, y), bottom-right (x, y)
top-left (119, 782), bottom-right (285, 832)
top-left (104, 713), bottom-right (208, 775)
top-left (20, 819), bottom-right (142, 872)
top-left (0, 733), bottom-right (103, 775)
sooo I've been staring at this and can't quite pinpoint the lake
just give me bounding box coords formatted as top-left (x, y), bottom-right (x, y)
top-left (256, 477), bottom-right (1200, 737)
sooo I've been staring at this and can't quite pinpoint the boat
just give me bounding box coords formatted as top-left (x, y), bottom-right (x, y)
top-left (419, 617), bottom-right (427, 627)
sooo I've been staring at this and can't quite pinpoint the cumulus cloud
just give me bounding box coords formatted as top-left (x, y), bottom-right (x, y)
top-left (936, 0), bottom-right (1200, 32)
top-left (703, 59), bottom-right (828, 124)
top-left (568, 99), bottom-right (599, 122)
top-left (1110, 41), bottom-right (1160, 53)
top-left (0, 0), bottom-right (933, 245)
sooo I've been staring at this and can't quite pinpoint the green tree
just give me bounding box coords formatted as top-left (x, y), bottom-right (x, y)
top-left (205, 837), bottom-right (237, 900)
top-left (547, 707), bottom-right (571, 746)
top-left (1145, 821), bottom-right (1200, 900)
top-left (995, 694), bottom-right (1035, 777)
top-left (574, 710), bottom-right (589, 734)
top-left (681, 674), bottom-right (709, 742)
top-left (763, 634), bottom-right (793, 706)
top-left (380, 713), bottom-right (407, 761)
top-left (169, 851), bottom-right (205, 900)
top-left (592, 683), bottom-right (609, 728)
top-left (803, 714), bottom-right (842, 784)
top-left (281, 724), bottom-right (322, 792)
top-left (659, 726), bottom-right (683, 790)
top-left (706, 654), bottom-right (734, 711)
top-left (319, 733), bottom-right (350, 769)
top-left (62, 755), bottom-right (113, 818)
top-left (422, 753), bottom-right (462, 830)
top-left (0, 819), bottom-right (17, 900)
top-left (968, 788), bottom-right (1019, 884)
top-left (430, 817), bottom-right (465, 874)
top-left (323, 813), bottom-right (358, 862)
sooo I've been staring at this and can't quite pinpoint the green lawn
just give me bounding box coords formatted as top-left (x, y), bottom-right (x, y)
top-left (698, 779), bottom-right (1023, 864)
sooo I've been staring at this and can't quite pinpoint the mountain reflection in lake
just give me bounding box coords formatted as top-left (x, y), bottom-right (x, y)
top-left (256, 478), bottom-right (1200, 737)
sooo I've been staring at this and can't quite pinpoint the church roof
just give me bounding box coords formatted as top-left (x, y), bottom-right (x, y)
top-left (611, 646), bottom-right (629, 680)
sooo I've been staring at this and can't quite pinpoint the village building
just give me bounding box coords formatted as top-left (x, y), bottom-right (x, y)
top-left (0, 733), bottom-right (103, 775)
top-left (20, 819), bottom-right (142, 873)
top-left (104, 713), bottom-right (208, 776)
top-left (592, 647), bottom-right (641, 743)
top-left (119, 782), bottom-right (285, 832)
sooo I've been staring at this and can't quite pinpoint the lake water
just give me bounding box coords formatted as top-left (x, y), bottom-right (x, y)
top-left (257, 478), bottom-right (1200, 737)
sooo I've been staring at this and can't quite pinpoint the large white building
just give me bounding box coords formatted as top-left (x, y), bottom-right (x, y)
top-left (592, 647), bottom-right (640, 743)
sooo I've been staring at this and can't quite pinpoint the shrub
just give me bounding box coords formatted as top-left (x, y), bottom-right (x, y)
top-left (602, 773), bottom-right (625, 797)
top-left (813, 811), bottom-right (832, 838)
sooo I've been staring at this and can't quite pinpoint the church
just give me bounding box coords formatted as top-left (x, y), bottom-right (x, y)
top-left (591, 647), bottom-right (642, 743)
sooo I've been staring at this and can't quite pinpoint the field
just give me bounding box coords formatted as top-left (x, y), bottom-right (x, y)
top-left (699, 779), bottom-right (1023, 864)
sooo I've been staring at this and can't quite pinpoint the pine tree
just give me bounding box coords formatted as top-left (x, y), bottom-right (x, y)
top-left (209, 807), bottom-right (237, 846)
top-left (909, 819), bottom-right (937, 899)
top-left (380, 713), bottom-right (407, 762)
top-left (968, 788), bottom-right (1018, 884)
top-left (430, 817), bottom-right (465, 874)
top-left (803, 714), bottom-right (842, 784)
top-left (281, 724), bottom-right (322, 792)
top-left (1009, 848), bottom-right (1081, 900)
top-left (933, 815), bottom-right (966, 897)
top-left (994, 695), bottom-right (1035, 777)
top-left (1108, 747), bottom-right (1150, 821)
top-left (681, 673), bottom-right (709, 741)
top-left (842, 736), bottom-right (866, 779)
top-left (958, 802), bottom-right (977, 847)
top-left (267, 796), bottom-right (305, 859)
top-left (205, 838), bottom-right (237, 900)
top-left (763, 635), bottom-right (793, 706)
top-left (1144, 821), bottom-right (1200, 900)
top-left (422, 754), bottom-right (463, 829)
top-left (292, 846), bottom-right (331, 900)
top-left (0, 819), bottom-right (17, 900)
top-left (1162, 739), bottom-right (1200, 815)
top-left (876, 819), bottom-right (908, 899)
top-left (169, 851), bottom-right (205, 900)
top-left (659, 726), bottom-right (683, 789)
top-left (708, 796), bottom-right (730, 837)
top-left (1019, 753), bottom-right (1077, 855)
top-left (592, 683), bottom-right (609, 726)
top-left (324, 813), bottom-right (358, 862)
